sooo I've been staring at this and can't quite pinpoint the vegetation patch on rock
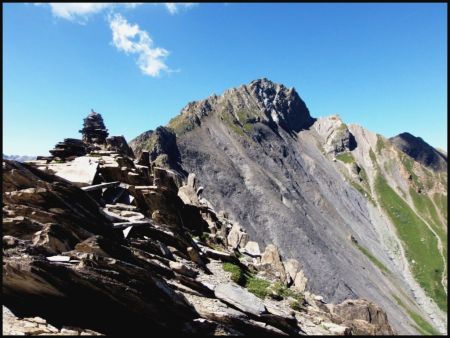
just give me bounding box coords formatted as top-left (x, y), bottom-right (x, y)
top-left (222, 262), bottom-right (271, 299)
top-left (352, 242), bottom-right (390, 275)
top-left (336, 152), bottom-right (355, 164)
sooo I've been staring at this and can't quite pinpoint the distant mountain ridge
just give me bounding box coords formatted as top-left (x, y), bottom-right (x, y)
top-left (3, 154), bottom-right (36, 162)
top-left (389, 132), bottom-right (447, 172)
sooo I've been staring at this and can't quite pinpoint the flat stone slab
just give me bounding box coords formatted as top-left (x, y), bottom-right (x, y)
top-left (135, 185), bottom-right (158, 190)
top-left (82, 181), bottom-right (120, 192)
top-left (214, 283), bottom-right (266, 317)
top-left (243, 241), bottom-right (261, 257)
top-left (46, 255), bottom-right (70, 262)
top-left (48, 156), bottom-right (99, 187)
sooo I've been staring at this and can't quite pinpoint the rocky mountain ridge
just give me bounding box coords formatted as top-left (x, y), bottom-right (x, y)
top-left (3, 111), bottom-right (395, 336)
top-left (131, 78), bottom-right (447, 335)
top-left (3, 154), bottom-right (36, 162)
top-left (389, 132), bottom-right (447, 172)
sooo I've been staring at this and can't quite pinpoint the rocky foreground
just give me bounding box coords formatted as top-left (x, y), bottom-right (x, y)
top-left (3, 115), bottom-right (394, 335)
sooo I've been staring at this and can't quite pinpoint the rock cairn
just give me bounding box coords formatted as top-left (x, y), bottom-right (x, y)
top-left (44, 110), bottom-right (136, 162)
top-left (79, 109), bottom-right (109, 144)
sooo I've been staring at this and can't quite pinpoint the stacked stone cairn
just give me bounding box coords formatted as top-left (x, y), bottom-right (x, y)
top-left (79, 109), bottom-right (109, 145)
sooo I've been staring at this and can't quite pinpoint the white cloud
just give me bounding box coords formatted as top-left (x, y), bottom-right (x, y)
top-left (45, 3), bottom-right (114, 21)
top-left (109, 14), bottom-right (170, 77)
top-left (164, 3), bottom-right (196, 14)
top-left (41, 3), bottom-right (194, 21)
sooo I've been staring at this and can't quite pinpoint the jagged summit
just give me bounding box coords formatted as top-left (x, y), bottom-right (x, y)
top-left (165, 78), bottom-right (314, 136)
top-left (389, 132), bottom-right (447, 172)
top-left (245, 78), bottom-right (314, 132)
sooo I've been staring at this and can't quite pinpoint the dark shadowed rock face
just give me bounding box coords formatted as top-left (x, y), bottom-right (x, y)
top-left (389, 132), bottom-right (447, 172)
top-left (106, 136), bottom-right (135, 158)
top-left (49, 138), bottom-right (88, 159)
top-left (130, 126), bottom-right (185, 174)
top-left (246, 78), bottom-right (315, 133)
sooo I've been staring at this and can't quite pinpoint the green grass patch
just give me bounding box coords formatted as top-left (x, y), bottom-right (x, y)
top-left (433, 193), bottom-right (448, 221)
top-left (222, 263), bottom-right (270, 299)
top-left (336, 152), bottom-right (355, 164)
top-left (352, 242), bottom-right (390, 274)
top-left (270, 282), bottom-right (305, 302)
top-left (375, 174), bottom-right (446, 312)
top-left (349, 180), bottom-right (376, 206)
top-left (400, 155), bottom-right (421, 187)
top-left (243, 122), bottom-right (254, 133)
top-left (289, 300), bottom-right (304, 311)
top-left (376, 135), bottom-right (385, 155)
top-left (392, 294), bottom-right (441, 335)
top-left (209, 242), bottom-right (227, 253)
top-left (359, 167), bottom-right (368, 182)
top-left (246, 276), bottom-right (271, 299)
top-left (383, 160), bottom-right (394, 174)
top-left (409, 188), bottom-right (447, 270)
top-left (167, 114), bottom-right (196, 136)
top-left (337, 122), bottom-right (348, 132)
top-left (236, 109), bottom-right (257, 122)
top-left (369, 148), bottom-right (377, 165)
top-left (223, 262), bottom-right (246, 285)
top-left (222, 113), bottom-right (245, 136)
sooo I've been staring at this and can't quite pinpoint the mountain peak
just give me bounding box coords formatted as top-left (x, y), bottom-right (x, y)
top-left (389, 132), bottom-right (447, 172)
top-left (168, 79), bottom-right (313, 136)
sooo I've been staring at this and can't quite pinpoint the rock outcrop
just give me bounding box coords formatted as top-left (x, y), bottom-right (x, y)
top-left (313, 115), bottom-right (356, 155)
top-left (129, 126), bottom-right (184, 174)
top-left (49, 138), bottom-right (88, 159)
top-left (260, 244), bottom-right (288, 284)
top-left (106, 135), bottom-right (135, 158)
top-left (328, 299), bottom-right (395, 335)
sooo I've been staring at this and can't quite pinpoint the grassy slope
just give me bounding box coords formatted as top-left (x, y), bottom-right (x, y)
top-left (433, 192), bottom-right (448, 222)
top-left (352, 242), bottom-right (390, 275)
top-left (335, 152), bottom-right (354, 164)
top-left (375, 174), bottom-right (447, 312)
top-left (392, 294), bottom-right (441, 335)
top-left (409, 188), bottom-right (448, 264)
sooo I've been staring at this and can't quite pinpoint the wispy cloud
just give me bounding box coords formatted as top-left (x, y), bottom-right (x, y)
top-left (164, 3), bottom-right (196, 14)
top-left (43, 3), bottom-right (119, 22)
top-left (41, 3), bottom-right (195, 22)
top-left (109, 14), bottom-right (170, 77)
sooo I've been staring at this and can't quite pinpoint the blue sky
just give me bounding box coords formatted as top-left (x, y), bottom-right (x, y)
top-left (3, 3), bottom-right (447, 155)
